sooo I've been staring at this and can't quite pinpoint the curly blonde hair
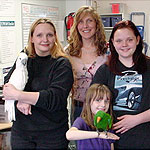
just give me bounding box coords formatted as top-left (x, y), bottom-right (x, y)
top-left (67, 6), bottom-right (107, 57)
top-left (26, 18), bottom-right (66, 58)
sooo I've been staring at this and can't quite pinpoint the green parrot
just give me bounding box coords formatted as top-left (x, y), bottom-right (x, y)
top-left (94, 110), bottom-right (112, 132)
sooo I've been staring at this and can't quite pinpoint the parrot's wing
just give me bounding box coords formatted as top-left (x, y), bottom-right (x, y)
top-left (108, 115), bottom-right (113, 129)
top-left (9, 69), bottom-right (28, 90)
top-left (104, 113), bottom-right (112, 130)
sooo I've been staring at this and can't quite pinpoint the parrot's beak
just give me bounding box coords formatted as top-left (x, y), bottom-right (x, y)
top-left (21, 59), bottom-right (27, 66)
top-left (97, 117), bottom-right (101, 123)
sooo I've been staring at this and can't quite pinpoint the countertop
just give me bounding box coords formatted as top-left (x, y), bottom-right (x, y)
top-left (0, 122), bottom-right (12, 131)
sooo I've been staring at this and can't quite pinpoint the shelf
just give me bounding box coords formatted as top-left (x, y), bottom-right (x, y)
top-left (104, 27), bottom-right (113, 30)
top-left (101, 13), bottom-right (123, 28)
top-left (101, 13), bottom-right (123, 17)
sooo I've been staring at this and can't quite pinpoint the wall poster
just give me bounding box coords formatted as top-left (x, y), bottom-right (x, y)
top-left (21, 3), bottom-right (59, 47)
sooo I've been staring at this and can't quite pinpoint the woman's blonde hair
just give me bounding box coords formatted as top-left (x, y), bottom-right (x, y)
top-left (67, 6), bottom-right (107, 57)
top-left (81, 84), bottom-right (113, 129)
top-left (26, 18), bottom-right (66, 58)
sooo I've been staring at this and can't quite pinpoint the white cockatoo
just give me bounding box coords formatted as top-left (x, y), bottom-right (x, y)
top-left (5, 52), bottom-right (28, 122)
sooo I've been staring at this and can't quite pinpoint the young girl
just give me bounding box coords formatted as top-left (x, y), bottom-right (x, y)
top-left (66, 84), bottom-right (119, 150)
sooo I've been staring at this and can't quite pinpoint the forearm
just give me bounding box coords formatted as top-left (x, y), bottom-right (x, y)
top-left (66, 127), bottom-right (120, 141)
top-left (16, 90), bottom-right (39, 105)
top-left (136, 109), bottom-right (150, 124)
top-left (111, 143), bottom-right (114, 150)
top-left (66, 128), bottom-right (98, 140)
top-left (3, 83), bottom-right (39, 105)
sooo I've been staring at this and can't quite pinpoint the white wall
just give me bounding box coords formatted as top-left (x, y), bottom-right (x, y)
top-left (65, 0), bottom-right (92, 16)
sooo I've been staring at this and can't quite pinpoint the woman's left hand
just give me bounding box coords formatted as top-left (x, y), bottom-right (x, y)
top-left (113, 115), bottom-right (139, 134)
top-left (17, 102), bottom-right (32, 115)
top-left (2, 83), bottom-right (20, 100)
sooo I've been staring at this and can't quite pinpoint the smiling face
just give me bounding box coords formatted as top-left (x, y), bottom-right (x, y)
top-left (112, 28), bottom-right (140, 62)
top-left (90, 94), bottom-right (110, 115)
top-left (77, 13), bottom-right (96, 41)
top-left (31, 23), bottom-right (56, 56)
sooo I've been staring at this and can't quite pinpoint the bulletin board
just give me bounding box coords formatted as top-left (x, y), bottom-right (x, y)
top-left (21, 3), bottom-right (59, 47)
top-left (0, 21), bottom-right (16, 64)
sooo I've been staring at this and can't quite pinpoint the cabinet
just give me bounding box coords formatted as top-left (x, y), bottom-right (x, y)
top-left (100, 13), bottom-right (124, 41)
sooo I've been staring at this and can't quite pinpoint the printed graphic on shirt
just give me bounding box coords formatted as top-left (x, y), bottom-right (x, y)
top-left (73, 61), bottom-right (97, 100)
top-left (113, 70), bottom-right (142, 111)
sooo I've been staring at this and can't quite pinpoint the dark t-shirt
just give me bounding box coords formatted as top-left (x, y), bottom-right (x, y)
top-left (92, 59), bottom-right (150, 149)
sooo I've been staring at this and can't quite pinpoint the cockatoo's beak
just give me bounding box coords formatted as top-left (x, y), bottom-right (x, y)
top-left (21, 59), bottom-right (27, 66)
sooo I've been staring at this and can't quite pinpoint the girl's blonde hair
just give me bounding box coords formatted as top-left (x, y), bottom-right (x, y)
top-left (67, 6), bottom-right (107, 57)
top-left (81, 84), bottom-right (113, 129)
top-left (26, 18), bottom-right (66, 58)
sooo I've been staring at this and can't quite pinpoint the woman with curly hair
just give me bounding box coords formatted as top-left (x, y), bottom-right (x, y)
top-left (65, 6), bottom-right (108, 122)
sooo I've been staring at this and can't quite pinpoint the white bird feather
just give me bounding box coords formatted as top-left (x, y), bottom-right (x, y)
top-left (5, 52), bottom-right (28, 122)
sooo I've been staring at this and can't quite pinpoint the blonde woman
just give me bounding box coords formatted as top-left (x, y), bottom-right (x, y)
top-left (66, 6), bottom-right (108, 122)
top-left (3, 18), bottom-right (73, 150)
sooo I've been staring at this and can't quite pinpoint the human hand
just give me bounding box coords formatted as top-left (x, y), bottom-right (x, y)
top-left (113, 115), bottom-right (138, 134)
top-left (17, 101), bottom-right (32, 115)
top-left (99, 131), bottom-right (120, 140)
top-left (3, 83), bottom-right (20, 100)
